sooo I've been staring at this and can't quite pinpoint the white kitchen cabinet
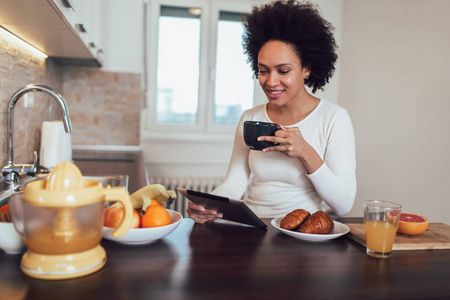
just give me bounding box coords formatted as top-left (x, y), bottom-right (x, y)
top-left (74, 0), bottom-right (104, 63)
top-left (0, 0), bottom-right (103, 67)
top-left (51, 0), bottom-right (76, 28)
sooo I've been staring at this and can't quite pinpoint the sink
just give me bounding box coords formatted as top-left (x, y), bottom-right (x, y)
top-left (83, 175), bottom-right (129, 191)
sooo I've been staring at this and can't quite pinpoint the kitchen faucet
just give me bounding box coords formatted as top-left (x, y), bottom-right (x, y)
top-left (1, 84), bottom-right (72, 186)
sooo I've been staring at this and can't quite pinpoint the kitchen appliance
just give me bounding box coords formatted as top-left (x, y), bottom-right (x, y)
top-left (10, 162), bottom-right (133, 280)
top-left (40, 120), bottom-right (72, 169)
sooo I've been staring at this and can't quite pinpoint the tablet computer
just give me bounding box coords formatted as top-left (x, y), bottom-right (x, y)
top-left (177, 188), bottom-right (267, 229)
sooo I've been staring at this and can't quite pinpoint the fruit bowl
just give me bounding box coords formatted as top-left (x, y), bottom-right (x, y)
top-left (102, 209), bottom-right (182, 245)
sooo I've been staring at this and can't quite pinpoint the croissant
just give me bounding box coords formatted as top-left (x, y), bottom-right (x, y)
top-left (280, 209), bottom-right (311, 230)
top-left (298, 211), bottom-right (334, 234)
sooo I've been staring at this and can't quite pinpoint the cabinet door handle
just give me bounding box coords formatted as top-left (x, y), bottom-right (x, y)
top-left (62, 0), bottom-right (75, 11)
top-left (76, 23), bottom-right (87, 33)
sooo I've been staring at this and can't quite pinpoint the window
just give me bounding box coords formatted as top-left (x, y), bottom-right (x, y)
top-left (214, 11), bottom-right (254, 126)
top-left (156, 6), bottom-right (201, 124)
top-left (144, 0), bottom-right (257, 140)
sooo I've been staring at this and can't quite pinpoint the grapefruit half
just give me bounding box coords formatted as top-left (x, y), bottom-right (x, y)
top-left (397, 213), bottom-right (429, 235)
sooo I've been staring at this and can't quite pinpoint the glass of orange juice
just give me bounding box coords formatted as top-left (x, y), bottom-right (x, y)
top-left (364, 200), bottom-right (402, 258)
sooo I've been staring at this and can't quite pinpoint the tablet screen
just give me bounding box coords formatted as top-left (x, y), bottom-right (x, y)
top-left (178, 188), bottom-right (267, 229)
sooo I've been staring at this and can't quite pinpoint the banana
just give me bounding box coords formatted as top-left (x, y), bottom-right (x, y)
top-left (130, 184), bottom-right (176, 213)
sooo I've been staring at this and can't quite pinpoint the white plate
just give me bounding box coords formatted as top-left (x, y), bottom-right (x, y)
top-left (102, 210), bottom-right (182, 245)
top-left (271, 216), bottom-right (350, 242)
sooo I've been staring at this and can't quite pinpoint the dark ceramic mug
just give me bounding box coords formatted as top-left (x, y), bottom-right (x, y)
top-left (243, 121), bottom-right (281, 151)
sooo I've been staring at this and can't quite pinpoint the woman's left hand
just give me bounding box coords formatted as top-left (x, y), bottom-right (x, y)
top-left (258, 126), bottom-right (306, 158)
top-left (258, 126), bottom-right (323, 173)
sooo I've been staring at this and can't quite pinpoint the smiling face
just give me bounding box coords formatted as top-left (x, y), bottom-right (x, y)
top-left (257, 40), bottom-right (310, 107)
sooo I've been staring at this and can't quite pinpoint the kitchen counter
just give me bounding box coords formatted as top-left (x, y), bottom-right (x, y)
top-left (1, 218), bottom-right (450, 300)
top-left (73, 148), bottom-right (148, 194)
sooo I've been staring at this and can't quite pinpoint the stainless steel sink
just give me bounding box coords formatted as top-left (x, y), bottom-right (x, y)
top-left (83, 175), bottom-right (129, 190)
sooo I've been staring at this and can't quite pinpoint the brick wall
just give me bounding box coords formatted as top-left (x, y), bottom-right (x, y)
top-left (62, 69), bottom-right (141, 146)
top-left (0, 32), bottom-right (141, 167)
top-left (0, 33), bottom-right (62, 166)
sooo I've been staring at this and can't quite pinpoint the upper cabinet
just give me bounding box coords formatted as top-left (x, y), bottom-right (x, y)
top-left (0, 0), bottom-right (103, 67)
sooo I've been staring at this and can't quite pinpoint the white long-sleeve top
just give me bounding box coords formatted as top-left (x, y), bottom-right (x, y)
top-left (212, 100), bottom-right (357, 218)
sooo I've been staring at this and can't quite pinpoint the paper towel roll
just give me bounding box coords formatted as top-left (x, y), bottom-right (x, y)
top-left (40, 121), bottom-right (72, 169)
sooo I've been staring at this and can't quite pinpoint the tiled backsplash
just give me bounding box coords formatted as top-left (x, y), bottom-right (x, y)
top-left (62, 69), bottom-right (141, 146)
top-left (0, 34), bottom-right (141, 167)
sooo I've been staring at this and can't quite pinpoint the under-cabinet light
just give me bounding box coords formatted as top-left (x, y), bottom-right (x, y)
top-left (0, 26), bottom-right (48, 59)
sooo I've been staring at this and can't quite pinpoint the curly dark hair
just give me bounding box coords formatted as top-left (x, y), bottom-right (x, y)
top-left (242, 0), bottom-right (338, 93)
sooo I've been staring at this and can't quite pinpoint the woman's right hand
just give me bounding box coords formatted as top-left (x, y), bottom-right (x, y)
top-left (187, 201), bottom-right (223, 224)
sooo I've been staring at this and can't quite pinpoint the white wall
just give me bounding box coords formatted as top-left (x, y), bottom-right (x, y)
top-left (312, 0), bottom-right (343, 104)
top-left (338, 0), bottom-right (450, 223)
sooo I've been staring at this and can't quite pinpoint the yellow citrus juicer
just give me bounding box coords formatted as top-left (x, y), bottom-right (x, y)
top-left (9, 162), bottom-right (133, 280)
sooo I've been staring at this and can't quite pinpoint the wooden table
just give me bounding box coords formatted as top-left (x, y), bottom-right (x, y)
top-left (1, 218), bottom-right (450, 300)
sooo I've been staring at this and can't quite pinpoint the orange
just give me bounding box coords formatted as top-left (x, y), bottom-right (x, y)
top-left (397, 212), bottom-right (429, 235)
top-left (140, 204), bottom-right (171, 228)
top-left (104, 205), bottom-right (140, 229)
top-left (149, 199), bottom-right (163, 207)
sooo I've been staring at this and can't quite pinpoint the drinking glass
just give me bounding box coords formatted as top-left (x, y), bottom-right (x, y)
top-left (364, 200), bottom-right (402, 258)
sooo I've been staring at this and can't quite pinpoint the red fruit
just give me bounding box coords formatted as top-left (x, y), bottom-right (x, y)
top-left (0, 204), bottom-right (9, 212)
top-left (397, 213), bottom-right (429, 235)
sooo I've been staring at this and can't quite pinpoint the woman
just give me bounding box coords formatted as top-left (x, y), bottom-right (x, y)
top-left (188, 0), bottom-right (356, 223)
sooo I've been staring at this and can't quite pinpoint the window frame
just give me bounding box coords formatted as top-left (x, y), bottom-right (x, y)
top-left (142, 0), bottom-right (261, 142)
